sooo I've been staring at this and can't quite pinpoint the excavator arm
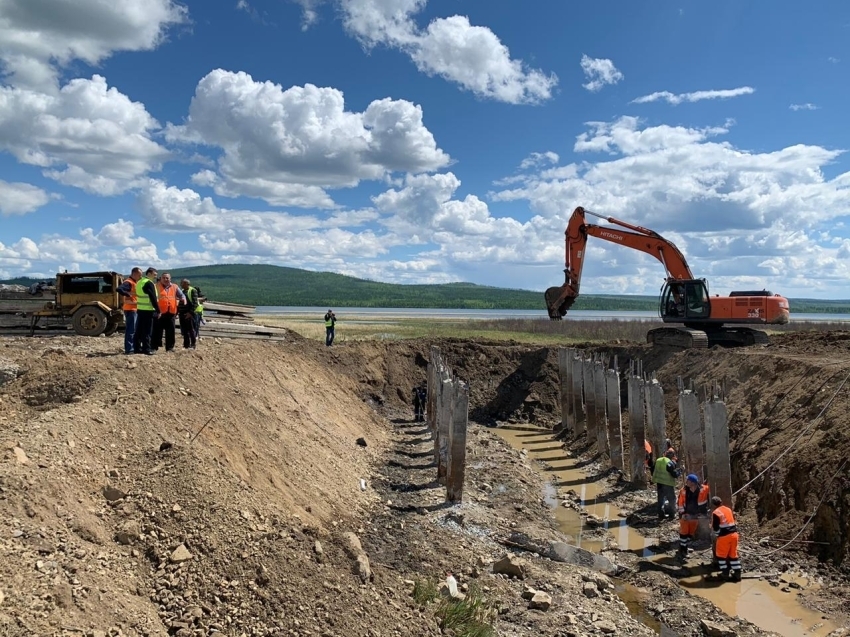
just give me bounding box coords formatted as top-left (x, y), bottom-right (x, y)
top-left (545, 207), bottom-right (694, 319)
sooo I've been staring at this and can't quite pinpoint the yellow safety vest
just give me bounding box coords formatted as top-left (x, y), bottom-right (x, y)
top-left (653, 457), bottom-right (677, 486)
top-left (135, 277), bottom-right (158, 312)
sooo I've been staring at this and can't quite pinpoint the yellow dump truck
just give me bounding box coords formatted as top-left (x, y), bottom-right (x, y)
top-left (0, 271), bottom-right (125, 336)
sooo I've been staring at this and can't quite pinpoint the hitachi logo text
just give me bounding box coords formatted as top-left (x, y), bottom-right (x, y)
top-left (600, 231), bottom-right (623, 241)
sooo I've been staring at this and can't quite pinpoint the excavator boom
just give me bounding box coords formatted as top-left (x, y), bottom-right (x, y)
top-left (544, 207), bottom-right (790, 348)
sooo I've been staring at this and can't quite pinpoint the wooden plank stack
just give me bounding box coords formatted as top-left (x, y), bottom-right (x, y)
top-left (201, 301), bottom-right (287, 341)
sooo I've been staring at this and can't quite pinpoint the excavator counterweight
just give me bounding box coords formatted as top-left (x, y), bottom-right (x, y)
top-left (545, 207), bottom-right (790, 349)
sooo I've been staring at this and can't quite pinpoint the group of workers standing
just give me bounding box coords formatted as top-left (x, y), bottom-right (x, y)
top-left (645, 439), bottom-right (742, 582)
top-left (117, 267), bottom-right (204, 356)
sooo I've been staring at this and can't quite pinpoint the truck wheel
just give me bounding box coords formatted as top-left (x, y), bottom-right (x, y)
top-left (72, 307), bottom-right (108, 336)
top-left (104, 318), bottom-right (119, 336)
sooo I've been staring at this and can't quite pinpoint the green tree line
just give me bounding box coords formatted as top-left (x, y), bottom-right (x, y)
top-left (3, 264), bottom-right (849, 313)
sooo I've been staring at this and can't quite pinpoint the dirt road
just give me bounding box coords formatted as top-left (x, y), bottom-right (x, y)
top-left (0, 331), bottom-right (848, 636)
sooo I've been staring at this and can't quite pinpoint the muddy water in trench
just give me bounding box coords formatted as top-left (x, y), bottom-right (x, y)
top-left (494, 426), bottom-right (840, 637)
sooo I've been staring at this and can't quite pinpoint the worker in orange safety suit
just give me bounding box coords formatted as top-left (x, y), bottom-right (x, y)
top-left (711, 495), bottom-right (742, 581)
top-left (676, 474), bottom-right (710, 559)
top-left (152, 272), bottom-right (185, 353)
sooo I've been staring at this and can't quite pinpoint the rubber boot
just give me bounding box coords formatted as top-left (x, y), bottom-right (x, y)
top-left (720, 569), bottom-right (730, 581)
top-left (731, 570), bottom-right (742, 582)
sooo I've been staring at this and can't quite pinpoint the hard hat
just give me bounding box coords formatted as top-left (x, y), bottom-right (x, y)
top-left (686, 474), bottom-right (699, 485)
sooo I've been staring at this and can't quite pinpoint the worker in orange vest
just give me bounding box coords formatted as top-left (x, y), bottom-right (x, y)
top-left (644, 439), bottom-right (653, 471)
top-left (711, 495), bottom-right (742, 581)
top-left (117, 267), bottom-right (142, 355)
top-left (676, 474), bottom-right (710, 559)
top-left (152, 272), bottom-right (185, 353)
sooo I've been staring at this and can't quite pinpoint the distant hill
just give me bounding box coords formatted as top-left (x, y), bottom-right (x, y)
top-left (165, 264), bottom-right (652, 310)
top-left (3, 264), bottom-right (849, 313)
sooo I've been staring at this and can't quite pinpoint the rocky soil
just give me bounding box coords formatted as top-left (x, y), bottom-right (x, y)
top-left (0, 330), bottom-right (849, 636)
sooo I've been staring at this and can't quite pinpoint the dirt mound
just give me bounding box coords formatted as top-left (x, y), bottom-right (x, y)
top-left (0, 335), bottom-right (433, 636)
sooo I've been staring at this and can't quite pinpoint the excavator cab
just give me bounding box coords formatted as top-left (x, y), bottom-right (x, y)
top-left (660, 279), bottom-right (710, 322)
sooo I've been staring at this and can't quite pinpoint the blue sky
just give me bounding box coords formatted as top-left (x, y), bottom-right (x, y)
top-left (0, 0), bottom-right (848, 298)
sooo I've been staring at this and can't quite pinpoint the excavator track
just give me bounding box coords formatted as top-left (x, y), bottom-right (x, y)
top-left (706, 327), bottom-right (771, 347)
top-left (647, 326), bottom-right (771, 349)
top-left (647, 327), bottom-right (709, 349)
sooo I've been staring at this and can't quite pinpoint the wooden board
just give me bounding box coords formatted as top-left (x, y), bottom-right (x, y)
top-left (203, 333), bottom-right (288, 342)
top-left (203, 301), bottom-right (256, 315)
top-left (202, 321), bottom-right (287, 336)
top-left (203, 314), bottom-right (255, 324)
top-left (0, 293), bottom-right (53, 313)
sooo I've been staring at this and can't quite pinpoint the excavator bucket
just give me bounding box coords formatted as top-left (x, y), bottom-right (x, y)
top-left (544, 286), bottom-right (576, 320)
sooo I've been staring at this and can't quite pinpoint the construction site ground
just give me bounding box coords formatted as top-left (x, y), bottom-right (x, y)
top-left (1, 329), bottom-right (849, 637)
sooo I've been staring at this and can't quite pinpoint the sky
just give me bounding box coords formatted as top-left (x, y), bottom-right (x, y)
top-left (0, 0), bottom-right (849, 299)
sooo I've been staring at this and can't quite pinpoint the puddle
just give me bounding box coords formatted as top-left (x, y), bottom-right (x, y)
top-left (495, 427), bottom-right (652, 556)
top-left (494, 425), bottom-right (841, 637)
top-left (679, 576), bottom-right (837, 637)
top-left (614, 582), bottom-right (663, 633)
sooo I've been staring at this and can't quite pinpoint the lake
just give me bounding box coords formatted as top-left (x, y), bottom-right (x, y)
top-left (255, 306), bottom-right (850, 322)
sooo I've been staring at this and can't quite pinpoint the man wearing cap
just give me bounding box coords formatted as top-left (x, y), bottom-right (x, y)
top-left (324, 309), bottom-right (336, 347)
top-left (652, 448), bottom-right (680, 520)
top-left (676, 474), bottom-right (710, 559)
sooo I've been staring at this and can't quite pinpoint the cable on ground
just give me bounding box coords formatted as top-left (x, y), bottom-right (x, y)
top-left (745, 457), bottom-right (848, 558)
top-left (732, 367), bottom-right (850, 497)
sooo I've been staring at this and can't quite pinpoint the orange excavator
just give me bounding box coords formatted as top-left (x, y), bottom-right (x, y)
top-left (544, 207), bottom-right (791, 348)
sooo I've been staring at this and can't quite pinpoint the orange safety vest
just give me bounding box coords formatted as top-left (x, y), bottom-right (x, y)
top-left (122, 279), bottom-right (137, 311)
top-left (712, 505), bottom-right (738, 535)
top-left (677, 483), bottom-right (710, 514)
top-left (156, 283), bottom-right (179, 314)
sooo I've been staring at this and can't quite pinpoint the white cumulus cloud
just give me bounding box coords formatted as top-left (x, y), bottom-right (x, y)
top-left (631, 86), bottom-right (755, 105)
top-left (0, 0), bottom-right (187, 92)
top-left (373, 172), bottom-right (563, 267)
top-left (0, 219), bottom-right (161, 275)
top-left (131, 173), bottom-right (567, 287)
top-left (0, 179), bottom-right (51, 215)
top-left (496, 116), bottom-right (850, 229)
top-left (580, 55), bottom-right (623, 92)
top-left (138, 179), bottom-right (390, 263)
top-left (0, 75), bottom-right (170, 195)
top-left (166, 69), bottom-right (450, 208)
top-left (489, 116), bottom-right (850, 295)
top-left (340, 0), bottom-right (556, 104)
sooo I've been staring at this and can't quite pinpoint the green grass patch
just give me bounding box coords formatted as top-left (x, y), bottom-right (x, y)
top-left (435, 585), bottom-right (497, 637)
top-left (412, 579), bottom-right (440, 606)
top-left (410, 580), bottom-right (497, 637)
top-left (263, 313), bottom-right (850, 346)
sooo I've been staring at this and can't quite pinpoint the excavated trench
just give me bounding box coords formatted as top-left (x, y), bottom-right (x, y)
top-left (375, 336), bottom-right (850, 634)
top-left (414, 337), bottom-right (850, 570)
top-left (495, 426), bottom-right (839, 637)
